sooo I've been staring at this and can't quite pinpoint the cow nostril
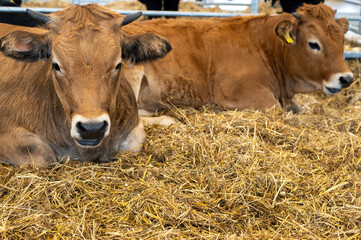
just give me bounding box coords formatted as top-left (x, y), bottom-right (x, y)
top-left (100, 121), bottom-right (108, 135)
top-left (76, 122), bottom-right (87, 135)
top-left (76, 121), bottom-right (108, 139)
top-left (339, 76), bottom-right (353, 88)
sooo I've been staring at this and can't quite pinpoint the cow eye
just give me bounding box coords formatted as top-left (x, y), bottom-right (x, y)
top-left (309, 42), bottom-right (321, 51)
top-left (115, 62), bottom-right (121, 71)
top-left (52, 62), bottom-right (61, 72)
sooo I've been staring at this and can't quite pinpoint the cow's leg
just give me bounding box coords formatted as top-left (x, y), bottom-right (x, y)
top-left (164, 0), bottom-right (180, 18)
top-left (214, 60), bottom-right (282, 111)
top-left (219, 89), bottom-right (280, 111)
top-left (138, 109), bottom-right (179, 126)
top-left (122, 65), bottom-right (177, 126)
top-left (0, 128), bottom-right (57, 167)
top-left (122, 64), bottom-right (144, 101)
top-left (164, 0), bottom-right (180, 11)
top-left (119, 120), bottom-right (146, 152)
top-left (145, 0), bottom-right (162, 19)
top-left (215, 81), bottom-right (281, 111)
top-left (141, 116), bottom-right (179, 126)
top-left (133, 70), bottom-right (179, 126)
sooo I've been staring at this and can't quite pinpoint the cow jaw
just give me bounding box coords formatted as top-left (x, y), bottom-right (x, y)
top-left (323, 72), bottom-right (354, 95)
top-left (71, 113), bottom-right (111, 148)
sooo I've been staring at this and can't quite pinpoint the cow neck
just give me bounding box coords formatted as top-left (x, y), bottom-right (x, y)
top-left (109, 74), bottom-right (139, 146)
top-left (255, 14), bottom-right (296, 106)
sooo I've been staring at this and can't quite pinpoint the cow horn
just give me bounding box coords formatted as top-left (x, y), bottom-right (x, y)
top-left (292, 13), bottom-right (302, 21)
top-left (26, 9), bottom-right (51, 23)
top-left (121, 12), bottom-right (142, 27)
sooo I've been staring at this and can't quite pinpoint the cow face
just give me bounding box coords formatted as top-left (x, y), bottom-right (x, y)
top-left (0, 10), bottom-right (171, 148)
top-left (275, 4), bottom-right (353, 95)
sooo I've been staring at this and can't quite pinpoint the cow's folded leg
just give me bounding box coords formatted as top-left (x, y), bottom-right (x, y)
top-left (138, 109), bottom-right (155, 117)
top-left (0, 128), bottom-right (57, 167)
top-left (119, 120), bottom-right (146, 153)
top-left (141, 116), bottom-right (179, 126)
top-left (138, 109), bottom-right (179, 126)
top-left (216, 86), bottom-right (281, 111)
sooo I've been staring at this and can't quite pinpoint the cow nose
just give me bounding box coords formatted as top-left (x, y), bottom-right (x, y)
top-left (339, 75), bottom-right (353, 88)
top-left (76, 121), bottom-right (108, 139)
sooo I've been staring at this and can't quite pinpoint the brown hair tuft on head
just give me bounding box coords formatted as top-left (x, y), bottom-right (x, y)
top-left (297, 3), bottom-right (335, 20)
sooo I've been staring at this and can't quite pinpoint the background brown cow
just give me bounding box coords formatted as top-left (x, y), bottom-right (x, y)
top-left (123, 3), bottom-right (353, 115)
top-left (0, 4), bottom-right (172, 167)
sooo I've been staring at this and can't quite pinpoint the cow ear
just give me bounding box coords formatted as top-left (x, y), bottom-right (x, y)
top-left (0, 31), bottom-right (51, 62)
top-left (121, 33), bottom-right (172, 64)
top-left (275, 19), bottom-right (296, 44)
top-left (336, 17), bottom-right (349, 34)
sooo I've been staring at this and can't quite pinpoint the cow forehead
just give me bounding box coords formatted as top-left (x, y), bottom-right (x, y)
top-left (46, 4), bottom-right (127, 63)
top-left (48, 4), bottom-right (122, 27)
top-left (298, 16), bottom-right (344, 42)
top-left (52, 27), bottom-right (122, 69)
top-left (297, 4), bottom-right (343, 39)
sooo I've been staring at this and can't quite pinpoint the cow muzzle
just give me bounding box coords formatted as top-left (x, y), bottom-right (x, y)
top-left (323, 72), bottom-right (354, 95)
top-left (71, 114), bottom-right (111, 147)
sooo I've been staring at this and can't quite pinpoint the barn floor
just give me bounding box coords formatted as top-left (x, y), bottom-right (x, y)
top-left (0, 60), bottom-right (360, 239)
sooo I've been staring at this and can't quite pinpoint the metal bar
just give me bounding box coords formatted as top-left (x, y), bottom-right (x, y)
top-left (336, 15), bottom-right (361, 21)
top-left (349, 25), bottom-right (361, 34)
top-left (359, 4), bottom-right (361, 36)
top-left (251, 0), bottom-right (258, 14)
top-left (344, 51), bottom-right (361, 59)
top-left (340, 0), bottom-right (361, 6)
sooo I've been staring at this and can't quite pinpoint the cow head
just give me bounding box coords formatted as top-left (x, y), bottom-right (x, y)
top-left (275, 3), bottom-right (353, 95)
top-left (0, 5), bottom-right (171, 148)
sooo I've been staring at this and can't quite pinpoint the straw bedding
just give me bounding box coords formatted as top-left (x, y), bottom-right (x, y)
top-left (1, 1), bottom-right (361, 239)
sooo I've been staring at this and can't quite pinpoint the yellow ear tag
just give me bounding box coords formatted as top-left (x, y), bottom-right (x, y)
top-left (284, 33), bottom-right (294, 44)
top-left (10, 0), bottom-right (15, 3)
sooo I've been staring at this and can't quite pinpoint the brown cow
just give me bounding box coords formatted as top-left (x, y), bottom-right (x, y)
top-left (0, 4), bottom-right (171, 167)
top-left (122, 4), bottom-right (353, 114)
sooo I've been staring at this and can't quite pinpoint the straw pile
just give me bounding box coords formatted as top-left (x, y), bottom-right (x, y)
top-left (0, 59), bottom-right (360, 238)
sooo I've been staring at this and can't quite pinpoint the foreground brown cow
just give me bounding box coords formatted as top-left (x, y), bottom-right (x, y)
top-left (123, 4), bottom-right (353, 114)
top-left (0, 4), bottom-right (171, 166)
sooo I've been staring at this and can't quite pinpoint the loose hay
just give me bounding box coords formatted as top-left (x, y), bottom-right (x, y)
top-left (1, 61), bottom-right (361, 239)
top-left (22, 0), bottom-right (71, 8)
